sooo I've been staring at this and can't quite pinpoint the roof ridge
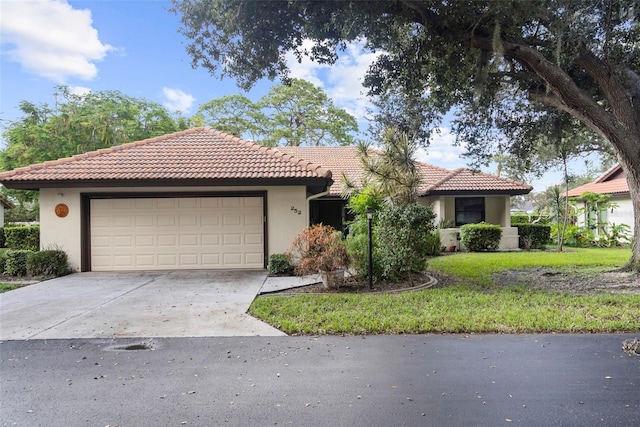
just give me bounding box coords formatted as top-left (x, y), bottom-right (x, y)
top-left (427, 167), bottom-right (464, 191)
top-left (0, 127), bottom-right (208, 179)
top-left (594, 163), bottom-right (621, 183)
top-left (467, 168), bottom-right (533, 189)
top-left (236, 140), bottom-right (333, 179)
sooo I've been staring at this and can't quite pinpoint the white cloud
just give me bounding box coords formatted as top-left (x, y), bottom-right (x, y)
top-left (285, 39), bottom-right (381, 122)
top-left (68, 85), bottom-right (91, 97)
top-left (0, 0), bottom-right (113, 82)
top-left (162, 87), bottom-right (195, 113)
top-left (415, 127), bottom-right (468, 169)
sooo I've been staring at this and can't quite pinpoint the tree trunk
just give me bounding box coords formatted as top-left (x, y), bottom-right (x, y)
top-left (617, 154), bottom-right (640, 272)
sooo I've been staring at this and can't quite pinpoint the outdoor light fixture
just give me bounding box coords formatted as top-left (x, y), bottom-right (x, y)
top-left (366, 207), bottom-right (374, 289)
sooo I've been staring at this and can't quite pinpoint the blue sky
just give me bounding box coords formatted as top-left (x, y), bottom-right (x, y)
top-left (0, 0), bottom-right (568, 191)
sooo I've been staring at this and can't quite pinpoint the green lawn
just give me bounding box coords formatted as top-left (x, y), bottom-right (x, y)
top-left (0, 283), bottom-right (21, 293)
top-left (427, 247), bottom-right (631, 286)
top-left (250, 248), bottom-right (640, 335)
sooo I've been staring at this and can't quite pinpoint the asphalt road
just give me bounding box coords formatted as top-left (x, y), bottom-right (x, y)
top-left (1, 334), bottom-right (638, 426)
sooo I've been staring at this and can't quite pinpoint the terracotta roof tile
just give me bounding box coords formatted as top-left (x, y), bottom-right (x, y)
top-left (0, 128), bottom-right (332, 184)
top-left (0, 128), bottom-right (532, 195)
top-left (425, 168), bottom-right (533, 194)
top-left (277, 147), bottom-right (532, 196)
top-left (566, 164), bottom-right (629, 197)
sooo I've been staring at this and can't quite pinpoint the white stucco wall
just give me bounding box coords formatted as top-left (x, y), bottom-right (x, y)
top-left (608, 197), bottom-right (634, 233)
top-left (574, 195), bottom-right (634, 235)
top-left (421, 195), bottom-right (511, 227)
top-left (439, 226), bottom-right (520, 251)
top-left (40, 185), bottom-right (309, 272)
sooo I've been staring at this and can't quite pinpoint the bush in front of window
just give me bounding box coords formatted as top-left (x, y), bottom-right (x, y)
top-left (460, 222), bottom-right (502, 251)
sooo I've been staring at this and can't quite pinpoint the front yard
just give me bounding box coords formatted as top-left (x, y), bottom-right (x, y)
top-left (250, 248), bottom-right (640, 335)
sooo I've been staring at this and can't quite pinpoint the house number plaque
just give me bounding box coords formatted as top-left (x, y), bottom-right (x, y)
top-left (55, 203), bottom-right (69, 218)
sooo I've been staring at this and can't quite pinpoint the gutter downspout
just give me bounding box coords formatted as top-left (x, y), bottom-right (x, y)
top-left (306, 189), bottom-right (330, 226)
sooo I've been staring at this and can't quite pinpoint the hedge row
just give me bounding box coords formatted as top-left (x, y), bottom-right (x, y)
top-left (510, 214), bottom-right (551, 226)
top-left (0, 249), bottom-right (68, 278)
top-left (3, 225), bottom-right (40, 251)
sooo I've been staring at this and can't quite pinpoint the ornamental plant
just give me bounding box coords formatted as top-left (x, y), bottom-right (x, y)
top-left (460, 222), bottom-right (502, 252)
top-left (287, 224), bottom-right (350, 275)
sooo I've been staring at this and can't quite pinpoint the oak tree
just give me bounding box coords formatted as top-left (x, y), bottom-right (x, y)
top-left (172, 0), bottom-right (640, 271)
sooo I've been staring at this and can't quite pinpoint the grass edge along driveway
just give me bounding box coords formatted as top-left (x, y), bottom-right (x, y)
top-left (250, 248), bottom-right (640, 335)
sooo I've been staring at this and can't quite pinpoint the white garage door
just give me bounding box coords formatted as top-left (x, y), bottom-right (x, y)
top-left (90, 196), bottom-right (264, 271)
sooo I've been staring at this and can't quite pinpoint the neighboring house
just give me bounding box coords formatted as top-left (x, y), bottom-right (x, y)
top-left (566, 164), bottom-right (634, 233)
top-left (0, 128), bottom-right (532, 272)
top-left (0, 193), bottom-right (14, 225)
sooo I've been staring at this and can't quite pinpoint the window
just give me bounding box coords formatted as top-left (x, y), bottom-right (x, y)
top-left (455, 197), bottom-right (485, 226)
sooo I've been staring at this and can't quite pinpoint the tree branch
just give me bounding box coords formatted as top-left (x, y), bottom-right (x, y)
top-left (528, 90), bottom-right (609, 141)
top-left (576, 50), bottom-right (637, 132)
top-left (471, 37), bottom-right (627, 146)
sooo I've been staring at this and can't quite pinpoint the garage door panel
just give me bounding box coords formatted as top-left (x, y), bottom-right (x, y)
top-left (90, 196), bottom-right (264, 271)
top-left (245, 233), bottom-right (263, 245)
top-left (202, 253), bottom-right (221, 266)
top-left (158, 235), bottom-right (177, 246)
top-left (157, 254), bottom-right (177, 266)
top-left (113, 236), bottom-right (133, 247)
top-left (202, 234), bottom-right (220, 245)
top-left (180, 235), bottom-right (199, 245)
top-left (113, 216), bottom-right (132, 227)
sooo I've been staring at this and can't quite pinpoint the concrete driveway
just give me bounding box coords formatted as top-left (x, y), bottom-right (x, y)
top-left (0, 270), bottom-right (285, 340)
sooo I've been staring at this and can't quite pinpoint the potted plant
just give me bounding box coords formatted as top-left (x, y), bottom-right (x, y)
top-left (287, 224), bottom-right (350, 289)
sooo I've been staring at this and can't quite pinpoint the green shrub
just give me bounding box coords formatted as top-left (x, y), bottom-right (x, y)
top-left (4, 225), bottom-right (39, 251)
top-left (515, 224), bottom-right (551, 250)
top-left (0, 252), bottom-right (7, 273)
top-left (376, 203), bottom-right (436, 280)
top-left (510, 213), bottom-right (551, 225)
top-left (425, 230), bottom-right (442, 256)
top-left (460, 222), bottom-right (502, 251)
top-left (0, 227), bottom-right (5, 248)
top-left (268, 253), bottom-right (293, 275)
top-left (345, 217), bottom-right (383, 281)
top-left (26, 250), bottom-right (69, 277)
top-left (5, 250), bottom-right (34, 276)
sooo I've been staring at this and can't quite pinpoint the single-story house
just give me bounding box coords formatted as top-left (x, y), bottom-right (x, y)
top-left (566, 164), bottom-right (634, 233)
top-left (275, 146), bottom-right (532, 251)
top-left (0, 128), bottom-right (532, 272)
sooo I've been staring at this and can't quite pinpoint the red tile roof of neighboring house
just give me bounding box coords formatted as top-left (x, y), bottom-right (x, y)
top-left (566, 164), bottom-right (629, 197)
top-left (0, 128), bottom-right (332, 188)
top-left (277, 146), bottom-right (532, 196)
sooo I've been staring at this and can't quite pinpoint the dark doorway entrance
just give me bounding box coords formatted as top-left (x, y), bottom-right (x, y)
top-left (309, 199), bottom-right (353, 235)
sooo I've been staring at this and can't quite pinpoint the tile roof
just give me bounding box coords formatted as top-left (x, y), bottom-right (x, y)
top-left (0, 127), bottom-right (532, 196)
top-left (566, 164), bottom-right (629, 197)
top-left (276, 146), bottom-right (532, 196)
top-left (0, 128), bottom-right (332, 187)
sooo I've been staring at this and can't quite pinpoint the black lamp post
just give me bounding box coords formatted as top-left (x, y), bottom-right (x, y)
top-left (366, 207), bottom-right (374, 289)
